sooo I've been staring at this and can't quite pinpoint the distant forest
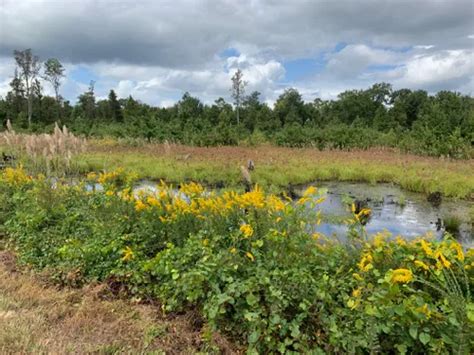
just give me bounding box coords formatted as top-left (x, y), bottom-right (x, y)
top-left (1, 49), bottom-right (473, 158)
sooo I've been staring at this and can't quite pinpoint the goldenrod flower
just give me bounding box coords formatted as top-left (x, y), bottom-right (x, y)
top-left (146, 195), bottom-right (161, 207)
top-left (135, 199), bottom-right (147, 212)
top-left (416, 303), bottom-right (431, 319)
top-left (303, 186), bottom-right (317, 196)
top-left (230, 247), bottom-right (237, 254)
top-left (86, 172), bottom-right (97, 180)
top-left (450, 242), bottom-right (464, 262)
top-left (420, 240), bottom-right (433, 257)
top-left (245, 252), bottom-right (255, 261)
top-left (390, 268), bottom-right (413, 284)
top-left (122, 246), bottom-right (134, 261)
top-left (414, 260), bottom-right (429, 271)
top-left (358, 253), bottom-right (373, 272)
top-left (352, 287), bottom-right (362, 298)
top-left (355, 208), bottom-right (371, 222)
top-left (435, 251), bottom-right (451, 269)
top-left (240, 224), bottom-right (254, 238)
top-left (105, 190), bottom-right (114, 196)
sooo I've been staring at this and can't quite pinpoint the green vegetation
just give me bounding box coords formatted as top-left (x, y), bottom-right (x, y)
top-left (1, 50), bottom-right (473, 158)
top-left (1, 167), bottom-right (473, 353)
top-left (77, 141), bottom-right (474, 199)
top-left (443, 215), bottom-right (462, 235)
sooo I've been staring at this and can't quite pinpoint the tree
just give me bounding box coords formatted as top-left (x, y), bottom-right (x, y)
top-left (43, 58), bottom-right (65, 105)
top-left (13, 49), bottom-right (41, 128)
top-left (108, 90), bottom-right (123, 122)
top-left (231, 69), bottom-right (247, 125)
top-left (274, 88), bottom-right (306, 126)
top-left (77, 81), bottom-right (96, 120)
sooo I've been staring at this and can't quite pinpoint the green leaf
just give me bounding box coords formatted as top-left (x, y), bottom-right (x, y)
top-left (409, 325), bottom-right (418, 340)
top-left (419, 332), bottom-right (430, 345)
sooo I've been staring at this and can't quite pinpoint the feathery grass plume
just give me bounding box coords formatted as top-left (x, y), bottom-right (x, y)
top-left (1, 121), bottom-right (87, 176)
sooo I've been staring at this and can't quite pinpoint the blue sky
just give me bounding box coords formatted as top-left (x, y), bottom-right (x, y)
top-left (0, 0), bottom-right (473, 106)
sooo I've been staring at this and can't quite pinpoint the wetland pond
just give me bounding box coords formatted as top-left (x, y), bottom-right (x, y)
top-left (296, 181), bottom-right (473, 247)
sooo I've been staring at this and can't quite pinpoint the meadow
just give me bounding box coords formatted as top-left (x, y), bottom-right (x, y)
top-left (79, 139), bottom-right (474, 199)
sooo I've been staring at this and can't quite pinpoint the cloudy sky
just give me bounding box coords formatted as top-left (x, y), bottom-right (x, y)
top-left (0, 0), bottom-right (473, 106)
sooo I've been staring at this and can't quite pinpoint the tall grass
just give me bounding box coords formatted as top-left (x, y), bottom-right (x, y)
top-left (1, 120), bottom-right (87, 176)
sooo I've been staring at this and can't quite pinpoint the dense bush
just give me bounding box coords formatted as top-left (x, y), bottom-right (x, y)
top-left (1, 168), bottom-right (473, 353)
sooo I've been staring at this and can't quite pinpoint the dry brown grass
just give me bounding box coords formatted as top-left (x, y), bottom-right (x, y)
top-left (0, 251), bottom-right (239, 354)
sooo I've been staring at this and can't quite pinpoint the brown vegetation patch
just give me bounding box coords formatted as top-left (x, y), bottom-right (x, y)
top-left (0, 252), bottom-right (240, 354)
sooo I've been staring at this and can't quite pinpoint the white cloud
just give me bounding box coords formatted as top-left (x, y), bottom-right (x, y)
top-left (1, 1), bottom-right (473, 104)
top-left (392, 50), bottom-right (474, 90)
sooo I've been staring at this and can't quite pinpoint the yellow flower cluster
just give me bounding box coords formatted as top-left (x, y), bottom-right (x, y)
top-left (418, 239), bottom-right (464, 270)
top-left (390, 268), bottom-right (413, 284)
top-left (1, 167), bottom-right (32, 186)
top-left (127, 182), bottom-right (294, 225)
top-left (240, 224), bottom-right (254, 238)
top-left (122, 246), bottom-right (134, 261)
top-left (97, 169), bottom-right (123, 185)
top-left (357, 252), bottom-right (373, 272)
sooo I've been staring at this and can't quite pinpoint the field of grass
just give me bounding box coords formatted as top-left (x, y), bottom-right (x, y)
top-left (78, 140), bottom-right (474, 199)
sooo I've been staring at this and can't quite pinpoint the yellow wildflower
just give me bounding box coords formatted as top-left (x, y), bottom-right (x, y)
top-left (146, 195), bottom-right (161, 208)
top-left (122, 246), bottom-right (134, 261)
top-left (240, 224), bottom-right (254, 238)
top-left (435, 251), bottom-right (451, 269)
top-left (105, 190), bottom-right (114, 196)
top-left (355, 208), bottom-right (371, 222)
top-left (450, 242), bottom-right (464, 262)
top-left (180, 182), bottom-right (204, 196)
top-left (390, 268), bottom-right (413, 284)
top-left (352, 273), bottom-right (363, 281)
top-left (135, 199), bottom-right (147, 212)
top-left (352, 287), bottom-right (362, 298)
top-left (414, 260), bottom-right (429, 271)
top-left (2, 167), bottom-right (31, 186)
top-left (230, 247), bottom-right (237, 254)
top-left (416, 304), bottom-right (432, 319)
top-left (358, 253), bottom-right (373, 272)
top-left (420, 240), bottom-right (433, 257)
top-left (245, 252), bottom-right (255, 261)
top-left (296, 196), bottom-right (310, 205)
top-left (395, 236), bottom-right (407, 246)
top-left (303, 186), bottom-right (317, 196)
top-left (86, 172), bottom-right (97, 180)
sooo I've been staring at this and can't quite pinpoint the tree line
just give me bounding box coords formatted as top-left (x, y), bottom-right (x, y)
top-left (1, 49), bottom-right (473, 157)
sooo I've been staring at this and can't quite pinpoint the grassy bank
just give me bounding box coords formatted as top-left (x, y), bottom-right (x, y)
top-left (78, 141), bottom-right (474, 199)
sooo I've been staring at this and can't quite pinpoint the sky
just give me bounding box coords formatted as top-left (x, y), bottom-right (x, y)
top-left (0, 0), bottom-right (473, 106)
